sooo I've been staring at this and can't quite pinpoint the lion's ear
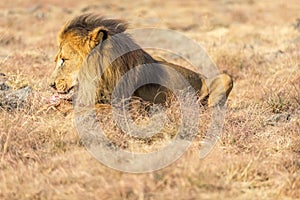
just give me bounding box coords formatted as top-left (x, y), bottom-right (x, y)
top-left (88, 27), bottom-right (108, 48)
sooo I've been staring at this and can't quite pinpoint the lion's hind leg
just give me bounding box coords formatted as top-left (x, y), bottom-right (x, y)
top-left (207, 73), bottom-right (233, 107)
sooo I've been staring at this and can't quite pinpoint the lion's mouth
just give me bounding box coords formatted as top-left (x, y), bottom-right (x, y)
top-left (50, 86), bottom-right (75, 104)
top-left (58, 86), bottom-right (75, 100)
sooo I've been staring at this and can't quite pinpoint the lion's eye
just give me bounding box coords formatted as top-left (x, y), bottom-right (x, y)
top-left (58, 58), bottom-right (65, 67)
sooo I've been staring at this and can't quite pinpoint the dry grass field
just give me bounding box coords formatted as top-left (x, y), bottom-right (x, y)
top-left (0, 0), bottom-right (300, 199)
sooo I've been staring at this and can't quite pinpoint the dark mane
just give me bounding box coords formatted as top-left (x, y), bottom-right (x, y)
top-left (62, 14), bottom-right (128, 37)
top-left (82, 29), bottom-right (162, 103)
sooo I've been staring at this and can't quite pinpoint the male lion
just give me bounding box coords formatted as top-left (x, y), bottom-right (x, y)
top-left (49, 14), bottom-right (233, 108)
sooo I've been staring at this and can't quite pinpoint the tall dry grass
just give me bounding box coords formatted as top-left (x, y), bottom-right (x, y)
top-left (0, 0), bottom-right (299, 199)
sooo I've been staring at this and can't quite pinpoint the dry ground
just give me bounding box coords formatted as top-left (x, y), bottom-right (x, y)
top-left (0, 0), bottom-right (300, 199)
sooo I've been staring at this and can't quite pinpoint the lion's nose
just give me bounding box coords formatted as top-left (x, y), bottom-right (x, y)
top-left (49, 82), bottom-right (57, 90)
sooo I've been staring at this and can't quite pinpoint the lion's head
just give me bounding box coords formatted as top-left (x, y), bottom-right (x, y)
top-left (49, 14), bottom-right (127, 97)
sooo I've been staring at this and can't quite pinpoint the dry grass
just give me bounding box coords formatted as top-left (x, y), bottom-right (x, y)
top-left (0, 0), bottom-right (300, 199)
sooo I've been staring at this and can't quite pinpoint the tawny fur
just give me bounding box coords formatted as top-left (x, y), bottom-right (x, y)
top-left (50, 14), bottom-right (233, 107)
